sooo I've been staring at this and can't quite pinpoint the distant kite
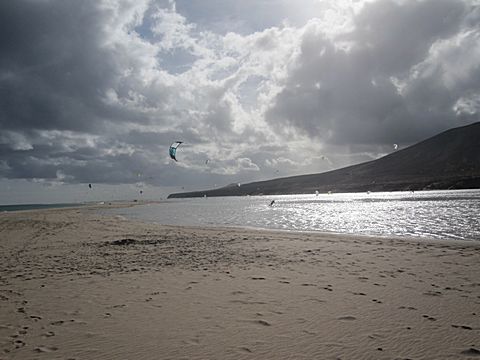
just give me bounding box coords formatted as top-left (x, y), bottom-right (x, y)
top-left (393, 143), bottom-right (398, 150)
top-left (88, 183), bottom-right (92, 189)
top-left (169, 141), bottom-right (183, 161)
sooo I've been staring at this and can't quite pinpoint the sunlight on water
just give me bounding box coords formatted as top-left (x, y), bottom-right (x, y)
top-left (109, 190), bottom-right (480, 241)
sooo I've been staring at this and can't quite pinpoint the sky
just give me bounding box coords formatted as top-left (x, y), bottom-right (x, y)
top-left (1, 0), bottom-right (479, 204)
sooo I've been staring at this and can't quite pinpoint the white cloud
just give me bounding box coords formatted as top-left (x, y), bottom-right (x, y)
top-left (417, 29), bottom-right (480, 91)
top-left (0, 131), bottom-right (33, 151)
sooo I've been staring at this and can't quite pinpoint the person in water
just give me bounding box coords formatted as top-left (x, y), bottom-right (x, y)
top-left (269, 200), bottom-right (275, 206)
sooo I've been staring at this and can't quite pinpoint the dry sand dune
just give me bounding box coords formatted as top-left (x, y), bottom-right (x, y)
top-left (1, 205), bottom-right (479, 359)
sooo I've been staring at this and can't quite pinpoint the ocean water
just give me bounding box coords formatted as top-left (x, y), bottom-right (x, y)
top-left (0, 203), bottom-right (83, 212)
top-left (108, 189), bottom-right (480, 241)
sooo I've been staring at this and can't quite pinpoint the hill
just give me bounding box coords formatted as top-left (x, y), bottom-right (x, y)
top-left (168, 122), bottom-right (480, 198)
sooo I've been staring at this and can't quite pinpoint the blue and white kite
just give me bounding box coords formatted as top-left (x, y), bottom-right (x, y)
top-left (169, 141), bottom-right (183, 161)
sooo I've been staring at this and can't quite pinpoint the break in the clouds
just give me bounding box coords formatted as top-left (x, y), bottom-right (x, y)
top-left (0, 0), bottom-right (479, 202)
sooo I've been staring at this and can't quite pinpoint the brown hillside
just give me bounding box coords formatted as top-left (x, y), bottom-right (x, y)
top-left (169, 122), bottom-right (480, 198)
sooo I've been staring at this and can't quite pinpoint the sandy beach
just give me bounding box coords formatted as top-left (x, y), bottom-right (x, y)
top-left (0, 204), bottom-right (479, 360)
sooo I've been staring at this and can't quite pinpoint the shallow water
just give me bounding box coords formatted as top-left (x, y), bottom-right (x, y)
top-left (0, 203), bottom-right (84, 212)
top-left (109, 189), bottom-right (480, 241)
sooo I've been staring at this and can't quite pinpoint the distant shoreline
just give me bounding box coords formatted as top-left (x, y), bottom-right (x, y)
top-left (0, 202), bottom-right (85, 212)
top-left (0, 199), bottom-right (160, 212)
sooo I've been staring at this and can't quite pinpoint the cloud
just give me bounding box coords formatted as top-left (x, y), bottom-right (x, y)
top-left (266, 0), bottom-right (479, 146)
top-left (0, 0), bottom-right (479, 201)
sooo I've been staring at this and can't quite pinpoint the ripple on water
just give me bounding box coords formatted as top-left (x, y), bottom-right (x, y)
top-left (106, 190), bottom-right (480, 241)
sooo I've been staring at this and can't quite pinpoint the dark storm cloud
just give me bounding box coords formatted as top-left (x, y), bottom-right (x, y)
top-left (266, 0), bottom-right (479, 147)
top-left (0, 0), bottom-right (171, 137)
top-left (0, 1), bottom-right (119, 132)
top-left (0, 0), bottom-right (179, 186)
top-left (350, 0), bottom-right (465, 74)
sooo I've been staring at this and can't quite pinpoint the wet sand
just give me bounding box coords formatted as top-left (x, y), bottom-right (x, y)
top-left (1, 204), bottom-right (479, 359)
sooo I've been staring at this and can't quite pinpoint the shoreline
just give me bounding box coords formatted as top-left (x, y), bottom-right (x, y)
top-left (1, 205), bottom-right (479, 359)
top-left (14, 201), bottom-right (479, 247)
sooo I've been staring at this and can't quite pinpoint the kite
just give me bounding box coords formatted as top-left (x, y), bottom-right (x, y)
top-left (393, 143), bottom-right (398, 150)
top-left (169, 141), bottom-right (183, 161)
top-left (88, 183), bottom-right (92, 189)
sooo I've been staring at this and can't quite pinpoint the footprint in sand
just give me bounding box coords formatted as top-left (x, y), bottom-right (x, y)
top-left (422, 314), bottom-right (437, 321)
top-left (239, 346), bottom-right (253, 353)
top-left (231, 291), bottom-right (245, 295)
top-left (451, 324), bottom-right (473, 330)
top-left (240, 318), bottom-right (271, 326)
top-left (338, 316), bottom-right (356, 321)
top-left (461, 347), bottom-right (480, 356)
top-left (255, 319), bottom-right (271, 326)
top-left (14, 339), bottom-right (26, 348)
top-left (34, 345), bottom-right (58, 353)
top-left (50, 320), bottom-right (65, 326)
top-left (112, 304), bottom-right (127, 308)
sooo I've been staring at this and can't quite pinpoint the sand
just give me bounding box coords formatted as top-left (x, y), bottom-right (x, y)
top-left (0, 204), bottom-right (479, 360)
